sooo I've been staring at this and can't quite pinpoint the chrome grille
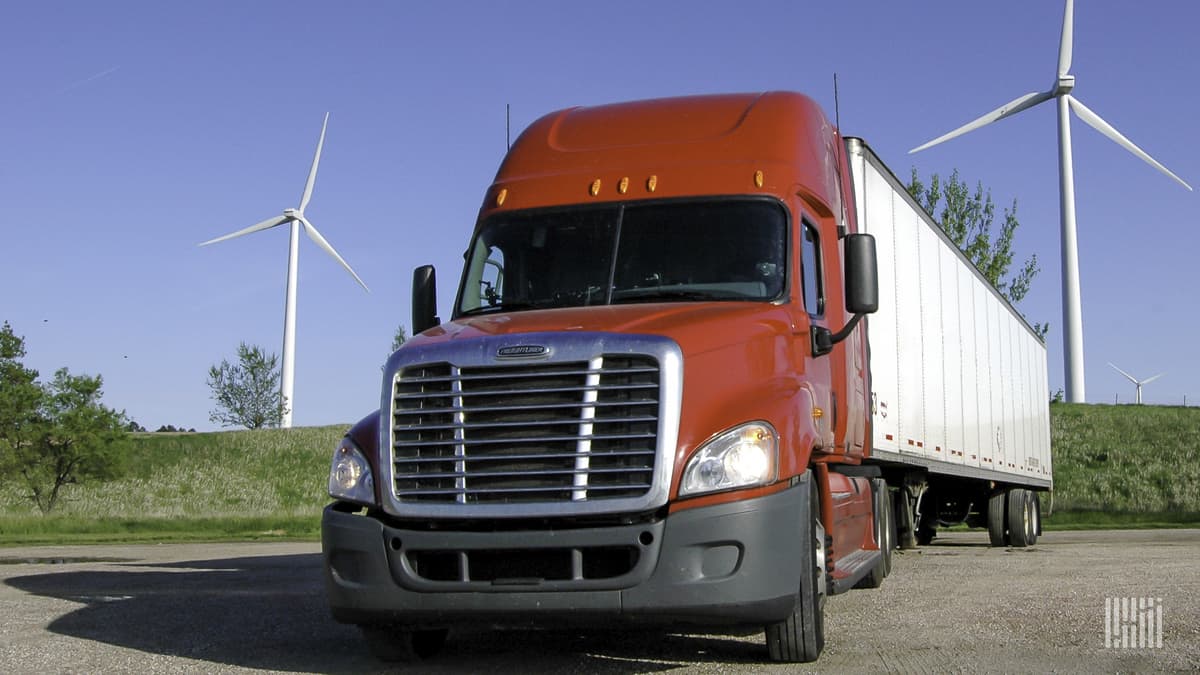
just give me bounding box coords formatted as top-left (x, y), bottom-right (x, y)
top-left (391, 355), bottom-right (660, 504)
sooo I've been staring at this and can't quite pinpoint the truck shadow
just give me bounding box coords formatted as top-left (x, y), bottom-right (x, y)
top-left (4, 553), bottom-right (767, 673)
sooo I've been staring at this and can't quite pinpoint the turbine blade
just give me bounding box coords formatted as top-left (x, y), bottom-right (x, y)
top-left (199, 214), bottom-right (289, 247)
top-left (299, 112), bottom-right (330, 213)
top-left (1140, 373), bottom-right (1165, 385)
top-left (1058, 0), bottom-right (1075, 76)
top-left (1068, 97), bottom-right (1194, 191)
top-left (910, 91), bottom-right (1053, 154)
top-left (1107, 362), bottom-right (1139, 384)
top-left (298, 216), bottom-right (369, 292)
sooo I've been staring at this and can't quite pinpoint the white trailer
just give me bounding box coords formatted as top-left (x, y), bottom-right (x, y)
top-left (846, 138), bottom-right (1052, 548)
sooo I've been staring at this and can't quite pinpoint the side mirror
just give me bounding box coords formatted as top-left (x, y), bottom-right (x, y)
top-left (412, 265), bottom-right (439, 334)
top-left (811, 234), bottom-right (878, 357)
top-left (844, 234), bottom-right (878, 315)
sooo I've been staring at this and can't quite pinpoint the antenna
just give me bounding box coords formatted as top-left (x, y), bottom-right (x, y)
top-left (833, 73), bottom-right (849, 238)
top-left (506, 103), bottom-right (511, 151)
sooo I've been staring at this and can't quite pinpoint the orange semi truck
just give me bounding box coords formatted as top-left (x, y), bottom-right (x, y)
top-left (321, 91), bottom-right (1052, 663)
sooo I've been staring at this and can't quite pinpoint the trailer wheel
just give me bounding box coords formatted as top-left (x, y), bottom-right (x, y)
top-left (360, 625), bottom-right (448, 662)
top-left (987, 490), bottom-right (1007, 547)
top-left (765, 475), bottom-right (825, 663)
top-left (857, 478), bottom-right (894, 588)
top-left (1028, 492), bottom-right (1041, 545)
top-left (1006, 488), bottom-right (1034, 547)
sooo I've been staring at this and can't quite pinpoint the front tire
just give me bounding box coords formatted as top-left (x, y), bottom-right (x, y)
top-left (765, 474), bottom-right (825, 662)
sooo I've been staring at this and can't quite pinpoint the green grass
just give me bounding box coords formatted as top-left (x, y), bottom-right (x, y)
top-left (1, 403), bottom-right (1198, 545)
top-left (1047, 402), bottom-right (1200, 515)
top-left (0, 425), bottom-right (344, 545)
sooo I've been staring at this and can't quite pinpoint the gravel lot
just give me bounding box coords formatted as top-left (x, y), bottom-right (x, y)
top-left (1, 529), bottom-right (1197, 673)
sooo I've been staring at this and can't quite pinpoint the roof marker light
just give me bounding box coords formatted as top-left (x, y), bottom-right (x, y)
top-left (647, 175), bottom-right (658, 193)
top-left (618, 177), bottom-right (629, 194)
top-left (495, 188), bottom-right (508, 206)
top-left (590, 179), bottom-right (601, 196)
top-left (754, 170), bottom-right (764, 188)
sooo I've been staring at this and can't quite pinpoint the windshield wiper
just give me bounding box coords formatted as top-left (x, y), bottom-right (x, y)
top-left (611, 289), bottom-right (739, 304)
top-left (459, 301), bottom-right (552, 316)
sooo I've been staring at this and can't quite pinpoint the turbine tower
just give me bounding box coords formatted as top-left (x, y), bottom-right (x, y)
top-left (1108, 363), bottom-right (1164, 405)
top-left (200, 113), bottom-right (369, 428)
top-left (910, 0), bottom-right (1192, 404)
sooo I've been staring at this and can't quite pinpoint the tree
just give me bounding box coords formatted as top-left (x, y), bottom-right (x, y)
top-left (383, 324), bottom-right (407, 370)
top-left (0, 322), bottom-right (42, 461)
top-left (0, 322), bottom-right (129, 514)
top-left (907, 169), bottom-right (1048, 339)
top-left (207, 343), bottom-right (288, 429)
top-left (391, 324), bottom-right (408, 352)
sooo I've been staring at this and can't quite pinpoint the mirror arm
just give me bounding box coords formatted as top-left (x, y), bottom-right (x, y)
top-left (811, 313), bottom-right (865, 357)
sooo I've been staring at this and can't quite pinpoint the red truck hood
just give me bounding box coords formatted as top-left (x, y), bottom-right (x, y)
top-left (409, 302), bottom-right (794, 357)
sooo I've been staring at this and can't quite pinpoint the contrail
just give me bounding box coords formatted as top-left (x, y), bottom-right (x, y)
top-left (52, 66), bottom-right (120, 95)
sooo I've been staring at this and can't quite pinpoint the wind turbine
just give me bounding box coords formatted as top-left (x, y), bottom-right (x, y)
top-left (910, 0), bottom-right (1192, 404)
top-left (1108, 363), bottom-right (1164, 405)
top-left (200, 113), bottom-right (369, 428)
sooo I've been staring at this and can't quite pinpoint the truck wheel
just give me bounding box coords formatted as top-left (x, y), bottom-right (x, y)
top-left (857, 478), bottom-right (894, 588)
top-left (1006, 488), bottom-right (1033, 547)
top-left (987, 490), bottom-right (1007, 547)
top-left (765, 477), bottom-right (825, 662)
top-left (895, 488), bottom-right (917, 550)
top-left (360, 625), bottom-right (448, 662)
top-left (1026, 491), bottom-right (1040, 545)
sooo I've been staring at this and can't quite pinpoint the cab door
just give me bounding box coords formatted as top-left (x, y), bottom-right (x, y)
top-left (795, 214), bottom-right (836, 452)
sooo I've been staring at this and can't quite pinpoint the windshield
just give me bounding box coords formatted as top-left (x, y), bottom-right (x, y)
top-left (456, 199), bottom-right (788, 316)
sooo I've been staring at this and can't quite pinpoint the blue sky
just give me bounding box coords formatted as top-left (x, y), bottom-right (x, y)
top-left (2, 1), bottom-right (1196, 430)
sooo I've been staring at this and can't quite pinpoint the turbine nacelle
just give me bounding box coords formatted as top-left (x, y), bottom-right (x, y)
top-left (283, 207), bottom-right (301, 219)
top-left (1053, 74), bottom-right (1075, 96)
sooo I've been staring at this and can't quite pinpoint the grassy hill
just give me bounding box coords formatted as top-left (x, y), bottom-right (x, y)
top-left (1049, 402), bottom-right (1200, 517)
top-left (0, 425), bottom-right (344, 543)
top-left (1, 403), bottom-right (1197, 544)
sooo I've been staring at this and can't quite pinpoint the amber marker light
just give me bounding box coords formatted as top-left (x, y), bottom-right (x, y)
top-left (812, 407), bottom-right (824, 419)
top-left (754, 170), bottom-right (764, 188)
top-left (495, 188), bottom-right (507, 207)
top-left (647, 175), bottom-right (658, 193)
top-left (618, 176), bottom-right (629, 194)
top-left (590, 179), bottom-right (601, 196)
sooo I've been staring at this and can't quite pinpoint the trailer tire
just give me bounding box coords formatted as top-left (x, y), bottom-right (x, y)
top-left (360, 625), bottom-right (448, 662)
top-left (1028, 491), bottom-right (1041, 545)
top-left (765, 475), bottom-right (825, 663)
top-left (1006, 488), bottom-right (1034, 547)
top-left (857, 478), bottom-right (894, 588)
top-left (987, 490), bottom-right (1007, 547)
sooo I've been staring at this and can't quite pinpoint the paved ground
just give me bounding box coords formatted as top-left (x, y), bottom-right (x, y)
top-left (1, 530), bottom-right (1197, 673)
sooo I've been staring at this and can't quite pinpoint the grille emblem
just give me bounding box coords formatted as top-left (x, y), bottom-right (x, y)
top-left (496, 344), bottom-right (549, 358)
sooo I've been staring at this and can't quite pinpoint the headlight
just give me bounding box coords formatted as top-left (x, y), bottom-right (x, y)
top-left (328, 437), bottom-right (375, 506)
top-left (679, 422), bottom-right (778, 497)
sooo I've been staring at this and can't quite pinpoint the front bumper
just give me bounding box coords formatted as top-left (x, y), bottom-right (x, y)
top-left (322, 478), bottom-right (810, 630)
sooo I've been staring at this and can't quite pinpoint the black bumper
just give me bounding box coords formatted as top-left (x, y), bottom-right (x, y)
top-left (322, 479), bottom-right (809, 630)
